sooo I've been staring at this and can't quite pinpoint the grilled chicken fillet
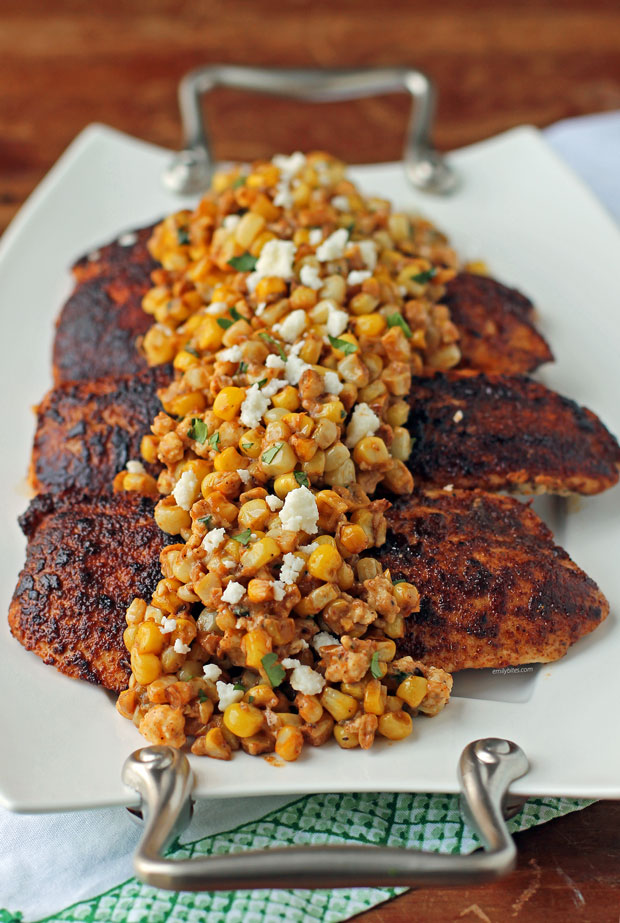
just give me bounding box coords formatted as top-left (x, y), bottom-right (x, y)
top-left (8, 492), bottom-right (168, 692)
top-left (380, 489), bottom-right (608, 672)
top-left (31, 364), bottom-right (171, 494)
top-left (407, 371), bottom-right (620, 495)
top-left (444, 272), bottom-right (554, 374)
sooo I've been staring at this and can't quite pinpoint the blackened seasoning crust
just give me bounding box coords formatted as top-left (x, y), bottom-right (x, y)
top-left (8, 491), bottom-right (169, 692)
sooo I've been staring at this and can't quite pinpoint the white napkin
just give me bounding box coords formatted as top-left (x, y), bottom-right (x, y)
top-left (2, 110), bottom-right (618, 921)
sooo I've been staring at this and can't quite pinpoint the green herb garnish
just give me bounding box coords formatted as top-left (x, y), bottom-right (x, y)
top-left (198, 514), bottom-right (212, 528)
top-left (231, 176), bottom-right (246, 188)
top-left (387, 312), bottom-right (412, 338)
top-left (177, 227), bottom-right (190, 246)
top-left (328, 334), bottom-right (357, 355)
top-left (411, 267), bottom-right (437, 285)
top-left (188, 418), bottom-right (208, 443)
top-left (256, 378), bottom-right (268, 389)
top-left (241, 441), bottom-right (253, 451)
top-left (197, 689), bottom-right (209, 703)
top-left (238, 361), bottom-right (248, 374)
top-left (232, 528), bottom-right (252, 545)
top-left (184, 345), bottom-right (199, 357)
top-left (230, 306), bottom-right (244, 322)
top-left (370, 651), bottom-right (383, 680)
top-left (208, 431), bottom-right (220, 452)
top-left (233, 682), bottom-right (245, 692)
top-left (258, 332), bottom-right (287, 362)
top-left (294, 470), bottom-right (310, 488)
top-left (262, 443), bottom-right (283, 465)
top-left (248, 695), bottom-right (255, 703)
top-left (391, 577), bottom-right (406, 585)
top-left (261, 652), bottom-right (286, 688)
top-left (228, 252), bottom-right (257, 272)
top-left (217, 317), bottom-right (233, 330)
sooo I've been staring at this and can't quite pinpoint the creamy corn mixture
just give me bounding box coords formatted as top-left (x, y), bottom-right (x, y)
top-left (115, 151), bottom-right (456, 762)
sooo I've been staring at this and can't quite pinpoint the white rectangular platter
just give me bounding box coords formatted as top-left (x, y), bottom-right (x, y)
top-left (1, 123), bottom-right (619, 812)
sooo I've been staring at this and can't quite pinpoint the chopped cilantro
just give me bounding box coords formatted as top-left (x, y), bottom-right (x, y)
top-left (248, 695), bottom-right (255, 703)
top-left (177, 227), bottom-right (190, 245)
top-left (231, 176), bottom-right (246, 188)
top-left (184, 345), bottom-right (199, 357)
top-left (258, 332), bottom-right (287, 362)
top-left (238, 360), bottom-right (248, 374)
top-left (411, 267), bottom-right (437, 285)
top-left (228, 252), bottom-right (257, 272)
top-left (328, 334), bottom-right (357, 355)
top-left (208, 431), bottom-right (220, 452)
top-left (198, 514), bottom-right (212, 528)
top-left (233, 682), bottom-right (245, 692)
top-left (197, 689), bottom-right (209, 703)
top-left (217, 317), bottom-right (233, 330)
top-left (261, 652), bottom-right (286, 688)
top-left (230, 306), bottom-right (244, 322)
top-left (345, 221), bottom-right (355, 236)
top-left (255, 378), bottom-right (268, 389)
top-left (370, 651), bottom-right (383, 680)
top-left (241, 441), bottom-right (253, 451)
top-left (392, 578), bottom-right (407, 585)
top-left (188, 418), bottom-right (208, 443)
top-left (262, 443), bottom-right (283, 465)
top-left (232, 528), bottom-right (252, 545)
top-left (387, 312), bottom-right (412, 338)
top-left (234, 607), bottom-right (250, 618)
top-left (294, 470), bottom-right (310, 488)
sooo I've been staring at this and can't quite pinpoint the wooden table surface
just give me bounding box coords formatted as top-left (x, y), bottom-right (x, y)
top-left (2, 1), bottom-right (619, 919)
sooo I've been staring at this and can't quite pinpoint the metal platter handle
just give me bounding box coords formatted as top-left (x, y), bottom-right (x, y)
top-left (122, 737), bottom-right (528, 892)
top-left (163, 65), bottom-right (457, 196)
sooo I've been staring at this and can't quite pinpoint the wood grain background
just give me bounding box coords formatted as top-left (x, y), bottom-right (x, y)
top-left (1, 1), bottom-right (619, 919)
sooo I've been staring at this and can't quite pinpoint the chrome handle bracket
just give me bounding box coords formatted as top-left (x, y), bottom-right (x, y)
top-left (122, 737), bottom-right (528, 892)
top-left (163, 65), bottom-right (457, 197)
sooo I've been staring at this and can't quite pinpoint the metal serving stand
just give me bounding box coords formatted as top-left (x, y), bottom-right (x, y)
top-left (125, 66), bottom-right (528, 892)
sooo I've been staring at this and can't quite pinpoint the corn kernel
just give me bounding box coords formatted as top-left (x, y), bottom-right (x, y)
top-left (196, 316), bottom-right (225, 352)
top-left (166, 391), bottom-right (206, 416)
top-left (154, 499), bottom-right (191, 535)
top-left (242, 628), bottom-right (272, 670)
top-left (333, 724), bottom-right (359, 749)
top-left (271, 386), bottom-right (300, 411)
top-left (378, 710), bottom-right (413, 740)
top-left (131, 650), bottom-right (162, 686)
top-left (307, 544), bottom-right (342, 582)
top-left (355, 313), bottom-right (386, 337)
top-left (238, 498), bottom-right (270, 531)
top-left (244, 684), bottom-right (278, 708)
top-left (214, 446), bottom-right (246, 472)
top-left (363, 679), bottom-right (387, 716)
top-left (397, 675), bottom-right (428, 709)
top-left (223, 702), bottom-right (264, 738)
top-left (261, 441), bottom-right (297, 477)
top-left (213, 386), bottom-right (246, 421)
top-left (191, 727), bottom-right (232, 760)
top-left (135, 621), bottom-right (166, 655)
top-left (320, 687), bottom-right (358, 722)
top-left (338, 523), bottom-right (369, 555)
top-left (275, 725), bottom-right (304, 762)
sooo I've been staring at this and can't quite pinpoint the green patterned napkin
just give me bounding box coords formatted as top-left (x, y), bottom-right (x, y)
top-left (18, 791), bottom-right (591, 923)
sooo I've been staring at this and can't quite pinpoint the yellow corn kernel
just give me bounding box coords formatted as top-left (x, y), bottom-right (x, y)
top-left (353, 436), bottom-right (390, 468)
top-left (154, 499), bottom-right (192, 535)
top-left (315, 400), bottom-right (346, 424)
top-left (123, 625), bottom-right (138, 651)
top-left (181, 458), bottom-right (212, 483)
top-left (377, 710), bottom-right (413, 740)
top-left (238, 498), bottom-right (270, 531)
top-left (131, 650), bottom-right (162, 686)
top-left (340, 682), bottom-right (366, 701)
top-left (223, 702), bottom-right (264, 738)
top-left (213, 386), bottom-right (246, 421)
top-left (254, 276), bottom-right (288, 301)
top-left (397, 675), bottom-right (428, 709)
top-left (328, 333), bottom-right (358, 357)
top-left (116, 688), bottom-right (138, 720)
top-left (374, 639), bottom-right (397, 662)
top-left (333, 724), bottom-right (360, 749)
top-left (465, 259), bottom-right (489, 276)
top-left (193, 572), bottom-right (221, 607)
top-left (307, 544), bottom-right (342, 582)
top-left (241, 536), bottom-right (281, 573)
top-left (244, 684), bottom-right (278, 708)
top-left (238, 428), bottom-right (263, 458)
top-left (173, 349), bottom-right (200, 372)
top-left (275, 725), bottom-right (304, 762)
top-left (126, 598), bottom-right (147, 626)
top-left (214, 446), bottom-right (246, 472)
top-left (393, 581), bottom-right (420, 614)
top-left (261, 441), bottom-right (297, 477)
top-left (338, 523), bottom-right (369, 555)
top-left (140, 434), bottom-right (159, 464)
top-left (385, 400), bottom-right (410, 427)
top-left (242, 628), bottom-right (272, 670)
top-left (166, 391), bottom-right (206, 416)
top-left (295, 693), bottom-right (323, 724)
top-left (355, 313), bottom-right (386, 338)
top-left (349, 292), bottom-right (379, 316)
top-left (251, 192), bottom-right (281, 222)
top-left (234, 211), bottom-right (265, 249)
top-left (271, 385), bottom-right (300, 411)
top-left (290, 286), bottom-right (318, 311)
top-left (383, 614), bottom-right (405, 639)
top-left (385, 695), bottom-right (404, 712)
top-left (314, 534), bottom-right (337, 547)
top-left (135, 620), bottom-right (166, 655)
top-left (364, 679), bottom-right (387, 716)
top-left (301, 449), bottom-right (325, 480)
top-left (320, 687), bottom-right (358, 722)
top-left (192, 727), bottom-right (232, 760)
top-left (391, 427), bottom-right (412, 461)
top-left (282, 412), bottom-right (315, 436)
top-left (196, 316), bottom-right (225, 352)
top-left (275, 712), bottom-right (302, 727)
top-left (142, 325), bottom-right (176, 365)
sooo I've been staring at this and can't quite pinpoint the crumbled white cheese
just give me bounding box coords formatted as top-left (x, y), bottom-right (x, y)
top-left (202, 527), bottom-right (227, 556)
top-left (255, 301), bottom-right (267, 316)
top-left (272, 580), bottom-right (286, 601)
top-left (453, 409), bottom-right (464, 423)
top-left (279, 485), bottom-right (319, 534)
top-left (309, 228), bottom-right (323, 246)
top-left (206, 300), bottom-right (229, 315)
top-left (219, 345), bottom-right (243, 363)
top-left (285, 355), bottom-right (311, 386)
top-left (160, 617), bottom-right (177, 635)
top-left (316, 228), bottom-right (349, 262)
top-left (245, 272), bottom-right (260, 293)
top-left (221, 581), bottom-right (245, 605)
top-left (126, 459), bottom-right (146, 475)
top-left (174, 639), bottom-right (191, 655)
top-left (222, 558), bottom-right (237, 570)
top-left (266, 494), bottom-right (284, 511)
top-left (172, 470), bottom-right (198, 511)
top-left (273, 151), bottom-right (306, 176)
top-left (273, 309), bottom-right (307, 343)
top-left (254, 239), bottom-right (296, 281)
top-left (331, 195), bottom-right (350, 211)
top-left (298, 639), bottom-right (309, 650)
top-left (345, 402), bottom-right (381, 448)
top-left (444, 483), bottom-right (454, 492)
top-left (299, 263), bottom-right (323, 290)
top-left (280, 552), bottom-right (305, 585)
top-left (260, 378), bottom-right (287, 399)
top-left (281, 659), bottom-right (326, 695)
top-left (240, 383), bottom-right (270, 428)
top-left (222, 214), bottom-right (241, 230)
top-left (216, 681), bottom-right (244, 711)
top-left (398, 285), bottom-right (408, 297)
top-left (312, 631), bottom-right (339, 651)
top-left (325, 302), bottom-right (349, 338)
top-left (265, 353), bottom-right (286, 370)
top-left (118, 231), bottom-right (138, 247)
top-left (299, 542), bottom-right (318, 554)
top-left (347, 270), bottom-right (371, 287)
top-left (323, 371), bottom-right (343, 395)
top-left (203, 663), bottom-right (222, 682)
top-left (357, 240), bottom-right (377, 271)
top-left (273, 183), bottom-right (293, 208)
top-left (237, 468), bottom-right (251, 484)
top-left (88, 249), bottom-right (101, 262)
